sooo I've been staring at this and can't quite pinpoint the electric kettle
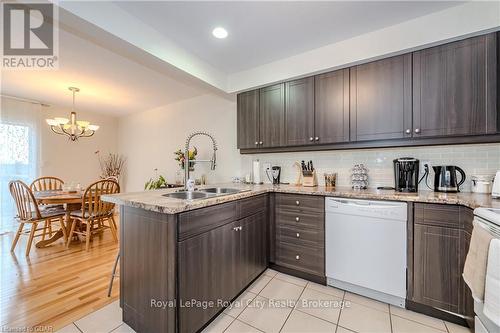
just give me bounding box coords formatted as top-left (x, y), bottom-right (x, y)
top-left (432, 165), bottom-right (466, 193)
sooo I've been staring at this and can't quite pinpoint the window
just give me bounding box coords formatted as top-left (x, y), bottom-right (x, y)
top-left (0, 98), bottom-right (41, 232)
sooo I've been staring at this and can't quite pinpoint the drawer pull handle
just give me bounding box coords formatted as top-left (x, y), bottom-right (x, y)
top-left (296, 233), bottom-right (300, 238)
top-left (296, 200), bottom-right (300, 206)
top-left (295, 255), bottom-right (300, 260)
top-left (295, 217), bottom-right (300, 222)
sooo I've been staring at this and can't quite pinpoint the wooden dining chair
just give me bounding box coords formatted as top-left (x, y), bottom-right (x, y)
top-left (30, 176), bottom-right (65, 238)
top-left (9, 180), bottom-right (67, 256)
top-left (30, 176), bottom-right (64, 192)
top-left (67, 179), bottom-right (120, 251)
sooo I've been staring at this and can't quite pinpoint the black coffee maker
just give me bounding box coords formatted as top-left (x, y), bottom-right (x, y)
top-left (393, 158), bottom-right (420, 192)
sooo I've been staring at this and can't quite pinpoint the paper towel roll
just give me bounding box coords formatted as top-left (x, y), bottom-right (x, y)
top-left (253, 160), bottom-right (261, 184)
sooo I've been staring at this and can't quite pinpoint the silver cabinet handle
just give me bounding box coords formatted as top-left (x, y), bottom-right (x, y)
top-left (233, 227), bottom-right (238, 231)
top-left (315, 137), bottom-right (319, 141)
top-left (296, 233), bottom-right (300, 238)
top-left (405, 129), bottom-right (411, 134)
top-left (414, 128), bottom-right (421, 134)
top-left (309, 137), bottom-right (314, 141)
top-left (295, 200), bottom-right (300, 206)
top-left (255, 141), bottom-right (258, 145)
top-left (295, 217), bottom-right (300, 222)
top-left (295, 255), bottom-right (300, 260)
top-left (259, 141), bottom-right (263, 145)
top-left (239, 226), bottom-right (243, 231)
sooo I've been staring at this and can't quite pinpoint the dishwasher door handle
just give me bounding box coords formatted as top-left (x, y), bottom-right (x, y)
top-left (327, 199), bottom-right (405, 208)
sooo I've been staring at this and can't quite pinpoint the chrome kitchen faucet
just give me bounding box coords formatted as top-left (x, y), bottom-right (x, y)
top-left (184, 131), bottom-right (217, 191)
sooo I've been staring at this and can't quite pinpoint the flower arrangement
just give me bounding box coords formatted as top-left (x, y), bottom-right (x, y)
top-left (95, 151), bottom-right (126, 182)
top-left (174, 147), bottom-right (197, 171)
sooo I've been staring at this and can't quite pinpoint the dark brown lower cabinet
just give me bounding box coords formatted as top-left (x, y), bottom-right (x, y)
top-left (410, 203), bottom-right (474, 322)
top-left (178, 211), bottom-right (267, 333)
top-left (413, 224), bottom-right (461, 313)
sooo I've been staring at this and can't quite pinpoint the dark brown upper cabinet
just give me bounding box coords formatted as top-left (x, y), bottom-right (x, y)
top-left (350, 54), bottom-right (412, 141)
top-left (314, 69), bottom-right (350, 144)
top-left (413, 33), bottom-right (498, 138)
top-left (285, 77), bottom-right (314, 146)
top-left (260, 83), bottom-right (285, 148)
top-left (237, 90), bottom-right (260, 149)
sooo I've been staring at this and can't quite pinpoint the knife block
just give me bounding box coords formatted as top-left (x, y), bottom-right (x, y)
top-left (302, 170), bottom-right (318, 187)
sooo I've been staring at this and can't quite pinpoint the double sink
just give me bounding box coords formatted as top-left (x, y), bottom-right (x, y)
top-left (162, 187), bottom-right (247, 200)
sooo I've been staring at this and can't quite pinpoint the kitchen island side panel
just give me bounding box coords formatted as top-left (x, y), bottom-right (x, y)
top-left (121, 206), bottom-right (177, 333)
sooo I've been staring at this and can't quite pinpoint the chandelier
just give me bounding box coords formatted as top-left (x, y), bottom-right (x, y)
top-left (45, 87), bottom-right (99, 141)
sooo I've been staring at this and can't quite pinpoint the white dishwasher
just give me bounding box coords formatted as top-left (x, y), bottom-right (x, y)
top-left (325, 197), bottom-right (407, 307)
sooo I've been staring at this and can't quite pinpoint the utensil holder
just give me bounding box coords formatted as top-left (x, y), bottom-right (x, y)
top-left (302, 170), bottom-right (318, 187)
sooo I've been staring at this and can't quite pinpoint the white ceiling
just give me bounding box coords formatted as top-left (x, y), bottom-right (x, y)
top-left (114, 1), bottom-right (461, 74)
top-left (0, 8), bottom-right (225, 116)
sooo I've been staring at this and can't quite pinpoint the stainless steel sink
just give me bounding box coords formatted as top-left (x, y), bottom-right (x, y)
top-left (162, 191), bottom-right (214, 200)
top-left (199, 187), bottom-right (242, 194)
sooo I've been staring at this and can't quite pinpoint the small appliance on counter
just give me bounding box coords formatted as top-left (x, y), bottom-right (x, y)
top-left (432, 165), bottom-right (466, 193)
top-left (471, 174), bottom-right (495, 194)
top-left (393, 158), bottom-right (419, 192)
top-left (267, 166), bottom-right (281, 185)
top-left (492, 171), bottom-right (500, 198)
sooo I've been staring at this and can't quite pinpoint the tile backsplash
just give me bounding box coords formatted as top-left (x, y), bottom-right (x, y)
top-left (240, 143), bottom-right (500, 192)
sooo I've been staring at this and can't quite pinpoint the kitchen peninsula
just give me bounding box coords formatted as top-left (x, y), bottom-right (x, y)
top-left (103, 184), bottom-right (499, 333)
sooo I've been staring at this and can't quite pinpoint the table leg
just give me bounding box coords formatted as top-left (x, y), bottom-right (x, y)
top-left (35, 203), bottom-right (80, 248)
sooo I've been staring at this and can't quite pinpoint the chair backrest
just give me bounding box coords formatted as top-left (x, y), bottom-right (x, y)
top-left (9, 180), bottom-right (42, 221)
top-left (81, 179), bottom-right (120, 218)
top-left (30, 176), bottom-right (64, 192)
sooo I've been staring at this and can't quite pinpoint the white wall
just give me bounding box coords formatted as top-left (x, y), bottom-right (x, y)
top-left (40, 105), bottom-right (118, 187)
top-left (117, 93), bottom-right (240, 192)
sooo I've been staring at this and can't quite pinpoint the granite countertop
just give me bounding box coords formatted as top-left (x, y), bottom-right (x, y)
top-left (102, 183), bottom-right (500, 214)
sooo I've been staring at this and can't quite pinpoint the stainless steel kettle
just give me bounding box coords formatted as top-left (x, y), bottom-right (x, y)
top-left (432, 165), bottom-right (466, 193)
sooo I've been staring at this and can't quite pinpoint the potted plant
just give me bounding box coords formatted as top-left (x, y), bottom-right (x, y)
top-left (174, 147), bottom-right (197, 171)
top-left (144, 168), bottom-right (168, 190)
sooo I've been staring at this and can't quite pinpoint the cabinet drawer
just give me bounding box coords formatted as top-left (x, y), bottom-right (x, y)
top-left (238, 194), bottom-right (267, 219)
top-left (276, 210), bottom-right (324, 229)
top-left (414, 203), bottom-right (460, 228)
top-left (178, 201), bottom-right (237, 241)
top-left (276, 242), bottom-right (324, 276)
top-left (276, 194), bottom-right (324, 213)
top-left (277, 225), bottom-right (324, 248)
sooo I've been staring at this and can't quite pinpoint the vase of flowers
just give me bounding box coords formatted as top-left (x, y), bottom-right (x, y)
top-left (95, 151), bottom-right (126, 183)
top-left (174, 147), bottom-right (197, 171)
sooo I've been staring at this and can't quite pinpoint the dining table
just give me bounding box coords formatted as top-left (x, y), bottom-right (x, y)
top-left (33, 190), bottom-right (82, 248)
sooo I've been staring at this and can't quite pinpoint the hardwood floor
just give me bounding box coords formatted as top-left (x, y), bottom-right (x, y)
top-left (0, 217), bottom-right (120, 332)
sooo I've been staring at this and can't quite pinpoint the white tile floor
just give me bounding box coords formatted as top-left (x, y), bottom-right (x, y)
top-left (57, 269), bottom-right (472, 333)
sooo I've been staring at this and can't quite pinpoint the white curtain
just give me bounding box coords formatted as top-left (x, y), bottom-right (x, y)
top-left (0, 97), bottom-right (41, 232)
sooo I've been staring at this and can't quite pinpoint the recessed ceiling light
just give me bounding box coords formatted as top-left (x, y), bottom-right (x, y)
top-left (212, 27), bottom-right (228, 39)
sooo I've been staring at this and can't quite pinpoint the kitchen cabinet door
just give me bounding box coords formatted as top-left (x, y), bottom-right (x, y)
top-left (413, 224), bottom-right (460, 313)
top-left (178, 220), bottom-right (239, 333)
top-left (239, 211), bottom-right (267, 286)
top-left (285, 77), bottom-right (314, 146)
top-left (350, 54), bottom-right (412, 141)
top-left (260, 83), bottom-right (285, 147)
top-left (314, 69), bottom-right (350, 144)
top-left (413, 33), bottom-right (497, 138)
top-left (237, 90), bottom-right (260, 149)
